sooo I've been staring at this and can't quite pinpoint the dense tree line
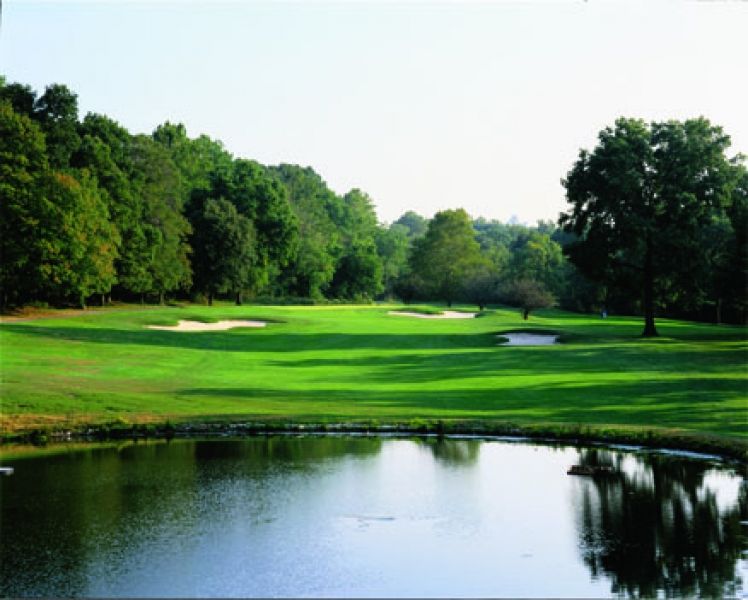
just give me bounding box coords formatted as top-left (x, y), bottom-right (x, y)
top-left (1, 79), bottom-right (745, 328)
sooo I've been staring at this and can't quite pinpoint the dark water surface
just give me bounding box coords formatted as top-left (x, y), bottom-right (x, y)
top-left (1, 436), bottom-right (746, 598)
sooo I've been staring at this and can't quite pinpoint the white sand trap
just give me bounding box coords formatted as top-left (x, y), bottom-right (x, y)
top-left (389, 310), bottom-right (477, 319)
top-left (498, 333), bottom-right (558, 346)
top-left (147, 319), bottom-right (267, 332)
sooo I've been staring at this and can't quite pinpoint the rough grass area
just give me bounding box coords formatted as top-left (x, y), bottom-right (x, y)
top-left (1, 303), bottom-right (746, 448)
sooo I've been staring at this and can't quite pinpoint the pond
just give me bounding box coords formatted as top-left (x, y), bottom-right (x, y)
top-left (1, 436), bottom-right (745, 598)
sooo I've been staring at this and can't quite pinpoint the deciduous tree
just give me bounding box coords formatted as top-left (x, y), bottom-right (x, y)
top-left (560, 117), bottom-right (738, 336)
top-left (0, 102), bottom-right (48, 307)
top-left (499, 278), bottom-right (555, 320)
top-left (33, 84), bottom-right (81, 169)
top-left (41, 171), bottom-right (119, 308)
top-left (129, 135), bottom-right (192, 303)
top-left (409, 209), bottom-right (483, 306)
top-left (189, 198), bottom-right (256, 305)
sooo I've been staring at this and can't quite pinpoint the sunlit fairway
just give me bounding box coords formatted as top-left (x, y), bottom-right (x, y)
top-left (0, 304), bottom-right (746, 441)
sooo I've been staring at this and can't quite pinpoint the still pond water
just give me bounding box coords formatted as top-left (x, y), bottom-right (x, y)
top-left (1, 436), bottom-right (746, 598)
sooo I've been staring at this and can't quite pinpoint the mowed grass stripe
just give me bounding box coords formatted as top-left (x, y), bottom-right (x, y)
top-left (0, 304), bottom-right (746, 437)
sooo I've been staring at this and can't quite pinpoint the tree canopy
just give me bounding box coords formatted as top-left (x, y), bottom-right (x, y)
top-left (2, 78), bottom-right (745, 328)
top-left (189, 197), bottom-right (256, 305)
top-left (559, 117), bottom-right (742, 336)
top-left (409, 209), bottom-right (485, 306)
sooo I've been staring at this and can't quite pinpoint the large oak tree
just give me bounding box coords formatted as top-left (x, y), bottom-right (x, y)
top-left (559, 117), bottom-right (739, 336)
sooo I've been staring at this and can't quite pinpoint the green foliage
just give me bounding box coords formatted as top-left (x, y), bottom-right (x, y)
top-left (507, 230), bottom-right (566, 296)
top-left (189, 159), bottom-right (299, 297)
top-left (32, 84), bottom-right (81, 169)
top-left (329, 240), bottom-right (383, 300)
top-left (78, 113), bottom-right (133, 169)
top-left (392, 270), bottom-right (425, 304)
top-left (3, 77), bottom-right (744, 327)
top-left (0, 80), bottom-right (36, 116)
top-left (129, 135), bottom-right (192, 301)
top-left (72, 133), bottom-right (149, 297)
top-left (0, 102), bottom-right (49, 307)
top-left (39, 171), bottom-right (119, 307)
top-left (153, 121), bottom-right (233, 194)
top-left (376, 224), bottom-right (410, 295)
top-left (499, 278), bottom-right (556, 319)
top-left (393, 210), bottom-right (428, 239)
top-left (473, 217), bottom-right (517, 251)
top-left (560, 117), bottom-right (742, 335)
top-left (725, 167), bottom-right (748, 321)
top-left (409, 209), bottom-right (485, 306)
top-left (270, 164), bottom-right (342, 298)
top-left (463, 263), bottom-right (500, 310)
top-left (189, 197), bottom-right (257, 304)
top-left (0, 102), bottom-right (118, 308)
top-left (230, 160), bottom-right (299, 279)
top-left (328, 189), bottom-right (383, 299)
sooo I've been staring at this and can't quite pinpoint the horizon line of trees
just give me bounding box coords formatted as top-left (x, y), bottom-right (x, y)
top-left (1, 78), bottom-right (746, 331)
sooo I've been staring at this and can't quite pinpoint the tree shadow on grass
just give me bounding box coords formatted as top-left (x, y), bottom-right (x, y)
top-left (4, 315), bottom-right (744, 351)
top-left (177, 378), bottom-right (748, 436)
top-left (4, 324), bottom-right (745, 381)
top-left (268, 344), bottom-right (746, 381)
top-left (0, 324), bottom-right (498, 353)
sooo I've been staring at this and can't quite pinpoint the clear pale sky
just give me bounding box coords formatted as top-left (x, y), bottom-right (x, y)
top-left (2, 1), bottom-right (747, 224)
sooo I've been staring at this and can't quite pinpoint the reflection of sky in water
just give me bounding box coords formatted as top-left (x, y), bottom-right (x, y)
top-left (699, 470), bottom-right (743, 512)
top-left (699, 470), bottom-right (748, 594)
top-left (1, 438), bottom-right (744, 598)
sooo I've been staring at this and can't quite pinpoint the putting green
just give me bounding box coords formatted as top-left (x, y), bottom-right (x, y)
top-left (0, 303), bottom-right (746, 441)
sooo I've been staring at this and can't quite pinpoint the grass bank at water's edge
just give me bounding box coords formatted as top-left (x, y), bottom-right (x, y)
top-left (3, 420), bottom-right (745, 463)
top-left (1, 303), bottom-right (746, 459)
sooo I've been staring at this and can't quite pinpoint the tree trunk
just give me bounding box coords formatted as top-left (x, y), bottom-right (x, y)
top-left (159, 292), bottom-right (164, 305)
top-left (642, 239), bottom-right (658, 337)
top-left (716, 298), bottom-right (722, 325)
top-left (208, 293), bottom-right (213, 307)
top-left (523, 308), bottom-right (529, 320)
top-left (140, 293), bottom-right (145, 305)
top-left (80, 294), bottom-right (86, 310)
top-left (101, 293), bottom-right (105, 307)
top-left (235, 291), bottom-right (242, 306)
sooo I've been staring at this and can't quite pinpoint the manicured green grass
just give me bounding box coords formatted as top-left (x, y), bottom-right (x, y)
top-left (0, 304), bottom-right (746, 441)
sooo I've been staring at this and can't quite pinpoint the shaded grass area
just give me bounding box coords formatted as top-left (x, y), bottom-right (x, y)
top-left (1, 304), bottom-right (746, 451)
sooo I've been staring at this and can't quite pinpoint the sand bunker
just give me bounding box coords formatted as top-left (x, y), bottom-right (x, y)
top-left (147, 319), bottom-right (267, 332)
top-left (498, 333), bottom-right (558, 346)
top-left (389, 310), bottom-right (477, 319)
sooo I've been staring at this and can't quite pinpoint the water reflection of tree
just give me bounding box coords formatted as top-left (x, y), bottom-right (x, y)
top-left (1, 444), bottom-right (138, 597)
top-left (573, 449), bottom-right (747, 598)
top-left (418, 438), bottom-right (480, 466)
top-left (0, 437), bottom-right (385, 597)
top-left (192, 435), bottom-right (383, 466)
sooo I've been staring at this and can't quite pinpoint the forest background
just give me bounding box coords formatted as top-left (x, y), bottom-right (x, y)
top-left (2, 79), bottom-right (745, 328)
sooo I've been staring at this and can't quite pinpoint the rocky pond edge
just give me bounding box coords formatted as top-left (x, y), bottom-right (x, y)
top-left (2, 419), bottom-right (746, 465)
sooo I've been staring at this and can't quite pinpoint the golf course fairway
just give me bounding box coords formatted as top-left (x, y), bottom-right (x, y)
top-left (1, 304), bottom-right (746, 455)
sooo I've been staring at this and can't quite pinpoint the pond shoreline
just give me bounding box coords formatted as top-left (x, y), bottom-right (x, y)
top-left (3, 419), bottom-right (745, 464)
